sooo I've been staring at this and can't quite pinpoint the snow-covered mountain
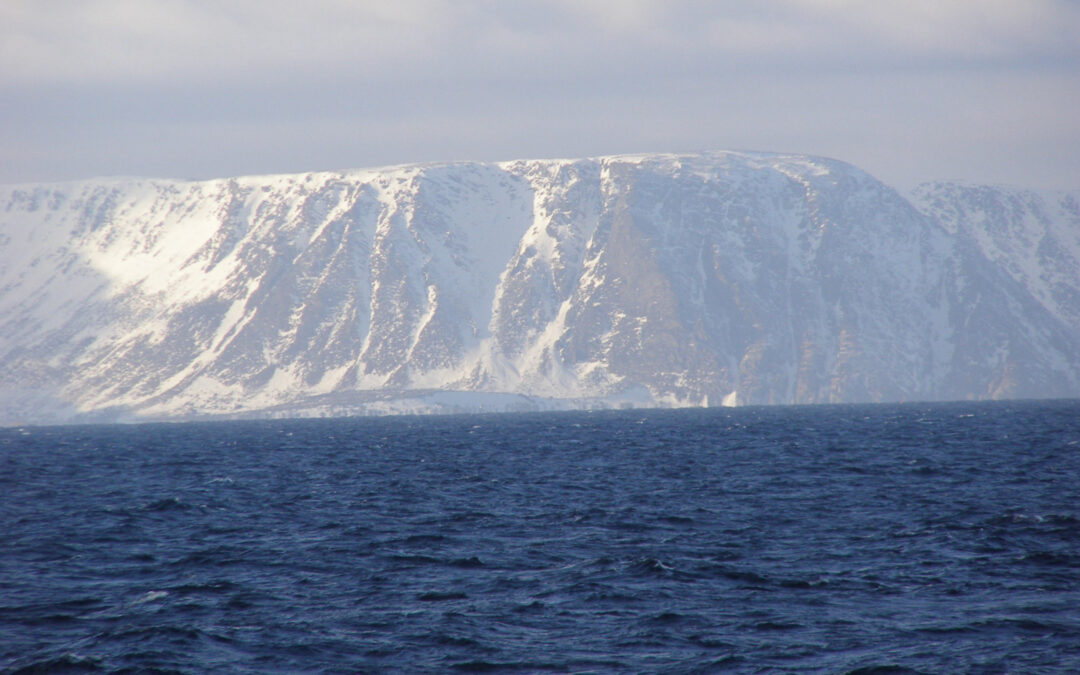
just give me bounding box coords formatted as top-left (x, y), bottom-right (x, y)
top-left (1, 151), bottom-right (1077, 424)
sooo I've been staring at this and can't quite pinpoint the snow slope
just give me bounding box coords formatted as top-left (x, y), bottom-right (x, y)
top-left (1, 152), bottom-right (1077, 424)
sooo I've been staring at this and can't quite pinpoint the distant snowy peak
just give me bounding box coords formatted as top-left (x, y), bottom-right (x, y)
top-left (0, 152), bottom-right (1077, 424)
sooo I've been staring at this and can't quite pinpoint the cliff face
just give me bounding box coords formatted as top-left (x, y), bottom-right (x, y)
top-left (1, 152), bottom-right (1077, 423)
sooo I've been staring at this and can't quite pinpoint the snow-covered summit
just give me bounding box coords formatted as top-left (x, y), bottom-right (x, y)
top-left (1, 152), bottom-right (1077, 424)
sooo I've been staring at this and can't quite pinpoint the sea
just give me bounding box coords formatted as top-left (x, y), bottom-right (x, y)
top-left (2, 400), bottom-right (1079, 674)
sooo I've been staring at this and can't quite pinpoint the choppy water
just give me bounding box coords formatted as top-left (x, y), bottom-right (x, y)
top-left (2, 400), bottom-right (1079, 673)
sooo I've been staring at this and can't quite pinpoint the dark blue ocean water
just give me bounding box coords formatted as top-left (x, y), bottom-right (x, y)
top-left (2, 401), bottom-right (1079, 674)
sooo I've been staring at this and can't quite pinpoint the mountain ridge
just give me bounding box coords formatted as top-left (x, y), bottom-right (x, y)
top-left (1, 151), bottom-right (1077, 424)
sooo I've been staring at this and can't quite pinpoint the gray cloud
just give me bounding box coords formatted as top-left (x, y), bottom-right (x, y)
top-left (2, 0), bottom-right (1078, 187)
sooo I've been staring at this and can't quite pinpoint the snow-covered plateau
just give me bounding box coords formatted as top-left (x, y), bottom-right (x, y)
top-left (1, 151), bottom-right (1078, 424)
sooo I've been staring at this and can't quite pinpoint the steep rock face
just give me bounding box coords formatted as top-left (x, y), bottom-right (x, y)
top-left (527, 154), bottom-right (959, 405)
top-left (0, 152), bottom-right (1077, 423)
top-left (911, 183), bottom-right (1080, 399)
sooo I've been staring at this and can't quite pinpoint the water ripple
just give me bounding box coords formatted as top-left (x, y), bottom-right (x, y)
top-left (2, 401), bottom-right (1079, 672)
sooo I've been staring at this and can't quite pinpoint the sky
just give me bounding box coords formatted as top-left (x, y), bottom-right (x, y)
top-left (2, 0), bottom-right (1079, 189)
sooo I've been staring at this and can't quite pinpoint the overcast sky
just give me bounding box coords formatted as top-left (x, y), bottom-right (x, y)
top-left (3, 0), bottom-right (1079, 189)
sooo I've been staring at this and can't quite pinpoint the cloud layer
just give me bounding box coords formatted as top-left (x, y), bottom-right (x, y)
top-left (2, 1), bottom-right (1078, 187)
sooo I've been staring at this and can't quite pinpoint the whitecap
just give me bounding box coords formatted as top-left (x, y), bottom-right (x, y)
top-left (134, 590), bottom-right (168, 604)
